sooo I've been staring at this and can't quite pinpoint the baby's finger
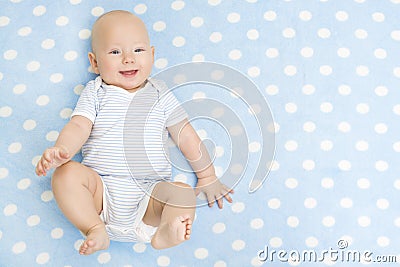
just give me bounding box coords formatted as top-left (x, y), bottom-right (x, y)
top-left (206, 193), bottom-right (215, 207)
top-left (216, 195), bottom-right (224, 209)
top-left (43, 149), bottom-right (54, 162)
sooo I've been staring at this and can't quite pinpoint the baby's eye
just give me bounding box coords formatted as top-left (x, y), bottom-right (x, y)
top-left (134, 48), bottom-right (145, 53)
top-left (109, 50), bottom-right (121, 55)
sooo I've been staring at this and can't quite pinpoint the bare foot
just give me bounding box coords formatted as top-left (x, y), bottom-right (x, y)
top-left (79, 223), bottom-right (110, 255)
top-left (151, 215), bottom-right (192, 249)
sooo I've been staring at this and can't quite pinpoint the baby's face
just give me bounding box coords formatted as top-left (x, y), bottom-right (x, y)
top-left (89, 12), bottom-right (154, 92)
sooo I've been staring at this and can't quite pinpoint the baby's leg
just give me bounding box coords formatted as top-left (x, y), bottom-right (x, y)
top-left (142, 182), bottom-right (196, 249)
top-left (52, 161), bottom-right (109, 255)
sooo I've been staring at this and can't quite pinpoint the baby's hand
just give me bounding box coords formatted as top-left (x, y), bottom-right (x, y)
top-left (35, 146), bottom-right (70, 176)
top-left (195, 176), bottom-right (234, 209)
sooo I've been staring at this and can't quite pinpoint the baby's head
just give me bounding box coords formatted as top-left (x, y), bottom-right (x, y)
top-left (89, 10), bottom-right (154, 92)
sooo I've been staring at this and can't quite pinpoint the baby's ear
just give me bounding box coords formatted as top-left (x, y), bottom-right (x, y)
top-left (88, 52), bottom-right (100, 74)
top-left (151, 46), bottom-right (155, 63)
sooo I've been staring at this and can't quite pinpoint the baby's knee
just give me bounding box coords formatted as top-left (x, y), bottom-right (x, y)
top-left (52, 161), bottom-right (79, 186)
top-left (170, 182), bottom-right (196, 204)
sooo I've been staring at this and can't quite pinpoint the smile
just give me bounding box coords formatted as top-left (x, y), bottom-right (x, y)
top-left (119, 70), bottom-right (138, 77)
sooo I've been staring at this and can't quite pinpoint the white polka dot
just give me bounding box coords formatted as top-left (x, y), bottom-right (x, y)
top-left (374, 86), bottom-right (388, 96)
top-left (64, 50), bottom-right (78, 61)
top-left (338, 160), bottom-right (351, 171)
top-left (372, 12), bottom-right (385, 22)
top-left (91, 6), bottom-right (104, 17)
top-left (23, 119), bottom-right (36, 131)
top-left (357, 178), bottom-right (370, 189)
top-left (376, 198), bottom-right (389, 210)
top-left (285, 178), bottom-right (298, 189)
top-left (56, 16), bottom-right (69, 26)
top-left (391, 30), bottom-right (400, 41)
top-left (0, 72), bottom-right (3, 80)
top-left (320, 140), bottom-right (333, 151)
top-left (214, 261), bottom-right (227, 267)
top-left (355, 140), bottom-right (369, 151)
top-left (284, 65), bottom-right (297, 76)
top-left (154, 58), bottom-right (168, 69)
top-left (321, 177), bottom-right (334, 189)
top-left (300, 47), bottom-right (314, 58)
top-left (377, 236), bottom-right (390, 247)
top-left (248, 66), bottom-right (260, 78)
top-left (269, 160), bottom-right (280, 171)
top-left (171, 0), bottom-right (185, 11)
top-left (70, 0), bottom-right (82, 4)
top-left (338, 121), bottom-right (351, 132)
top-left (249, 142), bottom-right (261, 152)
top-left (18, 27), bottom-right (32, 37)
top-left (302, 84), bottom-right (315, 95)
top-left (282, 28), bottom-right (296, 38)
top-left (304, 197), bottom-right (317, 209)
top-left (45, 131), bottom-right (57, 142)
top-left (247, 29), bottom-right (259, 40)
top-left (194, 248), bottom-right (208, 259)
top-left (134, 3), bottom-right (147, 14)
top-left (299, 10), bottom-right (312, 21)
top-left (393, 142), bottom-right (400, 152)
top-left (8, 142), bottom-right (22, 153)
top-left (269, 237), bottom-right (282, 248)
top-left (227, 12), bottom-right (240, 23)
top-left (336, 11), bottom-right (349, 21)
top-left (27, 215), bottom-right (40, 226)
top-left (285, 102), bottom-right (297, 113)
top-left (375, 160), bottom-right (388, 171)
top-left (356, 65), bottom-right (369, 76)
top-left (355, 29), bottom-right (368, 39)
top-left (133, 243), bottom-right (147, 253)
top-left (374, 48), bottom-right (387, 59)
top-left (17, 178), bottom-right (31, 190)
top-left (51, 228), bottom-right (64, 239)
top-left (27, 61), bottom-right (40, 72)
top-left (287, 216), bottom-right (299, 228)
top-left (340, 197), bottom-right (353, 208)
top-left (358, 216), bottom-right (370, 227)
top-left (13, 84), bottom-right (26, 94)
top-left (192, 54), bottom-right (205, 62)
top-left (36, 95), bottom-right (50, 106)
top-left (375, 123), bottom-right (388, 134)
top-left (320, 102), bottom-right (333, 112)
top-left (285, 140), bottom-right (298, 151)
top-left (318, 28), bottom-right (331, 38)
top-left (264, 11), bottom-right (277, 21)
top-left (337, 47), bottom-right (350, 58)
top-left (232, 240), bottom-right (246, 251)
top-left (356, 103), bottom-right (370, 114)
top-left (250, 218), bottom-right (264, 229)
top-left (268, 198), bottom-right (281, 209)
top-left (209, 32), bottom-right (222, 43)
top-left (0, 16), bottom-right (10, 27)
top-left (172, 36), bottom-right (185, 47)
top-left (153, 21), bottom-right (166, 32)
top-left (265, 84), bottom-right (279, 95)
top-left (36, 253), bottom-right (50, 264)
top-left (50, 73), bottom-right (63, 83)
top-left (322, 216), bottom-right (335, 227)
top-left (212, 222), bottom-right (226, 234)
top-left (78, 29), bottom-right (91, 40)
top-left (41, 191), bottom-right (54, 202)
top-left (228, 49), bottom-right (242, 60)
top-left (33, 5), bottom-right (46, 16)
top-left (305, 237), bottom-right (318, 248)
top-left (231, 202), bottom-right (245, 213)
top-left (303, 121), bottom-right (316, 133)
top-left (338, 84), bottom-right (351, 95)
top-left (12, 242), bottom-right (26, 254)
top-left (0, 106), bottom-right (12, 117)
top-left (4, 204), bottom-right (17, 216)
top-left (229, 125), bottom-right (243, 136)
top-left (394, 67), bottom-right (400, 78)
top-left (0, 168), bottom-right (9, 179)
top-left (41, 39), bottom-right (55, 49)
top-left (97, 252), bottom-right (111, 264)
top-left (191, 17), bottom-right (204, 28)
top-left (320, 65), bottom-right (333, 76)
top-left (268, 122), bottom-right (279, 133)
top-left (208, 0), bottom-right (221, 6)
top-left (60, 108), bottom-right (72, 119)
top-left (4, 49), bottom-right (18, 60)
top-left (265, 48), bottom-right (279, 58)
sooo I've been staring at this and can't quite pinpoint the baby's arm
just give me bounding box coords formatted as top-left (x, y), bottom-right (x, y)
top-left (167, 119), bottom-right (233, 209)
top-left (35, 115), bottom-right (92, 176)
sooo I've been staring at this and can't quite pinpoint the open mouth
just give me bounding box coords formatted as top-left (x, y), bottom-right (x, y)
top-left (119, 70), bottom-right (138, 77)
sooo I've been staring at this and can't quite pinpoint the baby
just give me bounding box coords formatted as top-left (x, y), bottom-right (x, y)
top-left (35, 10), bottom-right (233, 255)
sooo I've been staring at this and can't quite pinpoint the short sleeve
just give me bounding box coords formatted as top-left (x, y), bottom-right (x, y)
top-left (71, 79), bottom-right (98, 123)
top-left (163, 91), bottom-right (188, 127)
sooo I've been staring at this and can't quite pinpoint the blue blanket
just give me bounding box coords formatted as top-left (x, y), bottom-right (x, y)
top-left (1, 0), bottom-right (400, 266)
